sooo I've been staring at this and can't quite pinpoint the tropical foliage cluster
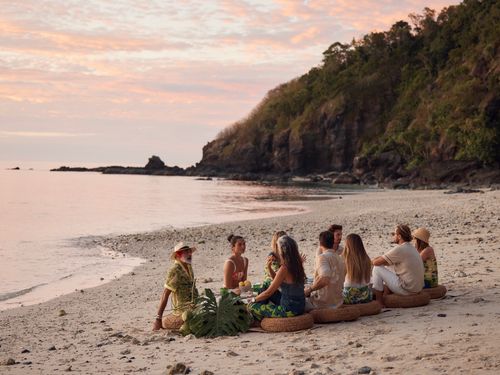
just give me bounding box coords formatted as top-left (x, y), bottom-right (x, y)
top-left (180, 289), bottom-right (251, 338)
top-left (209, 0), bottom-right (499, 172)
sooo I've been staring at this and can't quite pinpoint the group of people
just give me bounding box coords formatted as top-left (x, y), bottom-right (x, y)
top-left (153, 224), bottom-right (438, 330)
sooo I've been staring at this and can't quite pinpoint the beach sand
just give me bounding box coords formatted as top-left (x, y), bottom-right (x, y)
top-left (1, 189), bottom-right (499, 374)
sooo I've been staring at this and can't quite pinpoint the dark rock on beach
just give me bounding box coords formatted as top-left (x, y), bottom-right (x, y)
top-left (166, 362), bottom-right (190, 374)
top-left (145, 155), bottom-right (166, 170)
top-left (2, 358), bottom-right (16, 366)
top-left (51, 156), bottom-right (186, 176)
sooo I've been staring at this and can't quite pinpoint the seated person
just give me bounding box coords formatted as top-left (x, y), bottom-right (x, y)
top-left (263, 230), bottom-right (287, 286)
top-left (248, 236), bottom-right (305, 320)
top-left (223, 234), bottom-right (249, 293)
top-left (327, 224), bottom-right (344, 255)
top-left (305, 231), bottom-right (346, 310)
top-left (342, 233), bottom-right (373, 304)
top-left (372, 224), bottom-right (424, 306)
top-left (152, 242), bottom-right (198, 330)
top-left (412, 227), bottom-right (438, 288)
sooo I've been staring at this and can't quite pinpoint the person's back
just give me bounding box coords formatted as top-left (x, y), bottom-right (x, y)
top-left (342, 233), bottom-right (373, 304)
top-left (280, 278), bottom-right (305, 315)
top-left (310, 249), bottom-right (345, 308)
top-left (248, 235), bottom-right (306, 320)
top-left (383, 242), bottom-right (424, 293)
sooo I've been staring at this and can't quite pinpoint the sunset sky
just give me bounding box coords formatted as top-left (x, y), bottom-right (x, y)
top-left (0, 0), bottom-right (460, 167)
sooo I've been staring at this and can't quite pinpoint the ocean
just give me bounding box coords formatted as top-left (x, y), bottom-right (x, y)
top-left (0, 163), bottom-right (342, 310)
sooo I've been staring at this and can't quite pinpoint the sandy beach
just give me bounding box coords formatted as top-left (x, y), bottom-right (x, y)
top-left (1, 189), bottom-right (499, 374)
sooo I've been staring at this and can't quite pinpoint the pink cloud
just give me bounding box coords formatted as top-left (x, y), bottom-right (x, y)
top-left (0, 0), bottom-right (463, 166)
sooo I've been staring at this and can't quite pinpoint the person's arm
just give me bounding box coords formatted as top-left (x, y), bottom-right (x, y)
top-left (243, 257), bottom-right (249, 281)
top-left (266, 256), bottom-right (277, 279)
top-left (255, 266), bottom-right (287, 302)
top-left (152, 288), bottom-right (171, 331)
top-left (305, 276), bottom-right (329, 297)
top-left (223, 260), bottom-right (234, 289)
top-left (420, 247), bottom-right (435, 262)
top-left (372, 256), bottom-right (389, 266)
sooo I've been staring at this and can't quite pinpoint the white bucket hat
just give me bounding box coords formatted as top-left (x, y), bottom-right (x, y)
top-left (170, 242), bottom-right (197, 260)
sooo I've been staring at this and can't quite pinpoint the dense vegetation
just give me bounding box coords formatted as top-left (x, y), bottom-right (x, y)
top-left (199, 0), bottom-right (499, 178)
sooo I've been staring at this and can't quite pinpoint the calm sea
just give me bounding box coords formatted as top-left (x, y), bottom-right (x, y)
top-left (0, 162), bottom-right (340, 310)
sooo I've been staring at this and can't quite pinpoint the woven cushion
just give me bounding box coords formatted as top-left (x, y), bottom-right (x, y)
top-left (311, 305), bottom-right (360, 323)
top-left (344, 300), bottom-right (381, 316)
top-left (383, 291), bottom-right (430, 308)
top-left (261, 313), bottom-right (314, 332)
top-left (422, 285), bottom-right (447, 299)
top-left (162, 314), bottom-right (183, 330)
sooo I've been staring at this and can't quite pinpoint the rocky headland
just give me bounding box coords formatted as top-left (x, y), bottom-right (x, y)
top-left (51, 155), bottom-right (186, 176)
top-left (192, 1), bottom-right (500, 187)
top-left (52, 1), bottom-right (500, 188)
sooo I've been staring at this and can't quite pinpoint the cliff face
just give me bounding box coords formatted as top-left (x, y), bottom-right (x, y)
top-left (195, 0), bottom-right (500, 184)
top-left (198, 80), bottom-right (396, 175)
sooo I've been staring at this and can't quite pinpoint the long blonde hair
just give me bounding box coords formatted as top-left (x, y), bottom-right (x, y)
top-left (343, 234), bottom-right (372, 284)
top-left (271, 230), bottom-right (287, 253)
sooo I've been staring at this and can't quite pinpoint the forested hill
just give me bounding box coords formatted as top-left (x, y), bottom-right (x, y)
top-left (195, 0), bottom-right (500, 185)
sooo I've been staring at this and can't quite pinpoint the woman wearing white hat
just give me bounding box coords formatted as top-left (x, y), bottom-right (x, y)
top-left (412, 228), bottom-right (439, 289)
top-left (152, 242), bottom-right (198, 331)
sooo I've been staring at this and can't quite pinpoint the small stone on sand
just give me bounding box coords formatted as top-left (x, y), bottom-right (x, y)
top-left (358, 366), bottom-right (372, 374)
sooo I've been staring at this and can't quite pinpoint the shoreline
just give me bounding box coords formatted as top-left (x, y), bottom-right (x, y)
top-left (0, 200), bottom-right (311, 312)
top-left (0, 175), bottom-right (332, 310)
top-left (1, 189), bottom-right (499, 374)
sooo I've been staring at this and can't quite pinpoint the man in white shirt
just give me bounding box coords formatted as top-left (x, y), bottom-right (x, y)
top-left (371, 224), bottom-right (424, 306)
top-left (306, 231), bottom-right (346, 310)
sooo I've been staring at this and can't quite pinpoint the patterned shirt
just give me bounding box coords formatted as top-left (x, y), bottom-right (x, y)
top-left (263, 260), bottom-right (280, 282)
top-left (423, 257), bottom-right (439, 288)
top-left (164, 261), bottom-right (198, 313)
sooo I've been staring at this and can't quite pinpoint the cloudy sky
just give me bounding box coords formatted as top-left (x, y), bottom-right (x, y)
top-left (0, 0), bottom-right (459, 167)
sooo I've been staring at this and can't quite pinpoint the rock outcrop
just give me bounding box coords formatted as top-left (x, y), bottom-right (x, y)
top-left (194, 0), bottom-right (500, 186)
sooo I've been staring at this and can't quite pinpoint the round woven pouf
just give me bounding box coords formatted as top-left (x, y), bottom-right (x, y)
top-left (261, 313), bottom-right (314, 332)
top-left (345, 300), bottom-right (381, 316)
top-left (422, 285), bottom-right (447, 299)
top-left (162, 314), bottom-right (183, 330)
top-left (383, 291), bottom-right (430, 308)
top-left (311, 305), bottom-right (360, 323)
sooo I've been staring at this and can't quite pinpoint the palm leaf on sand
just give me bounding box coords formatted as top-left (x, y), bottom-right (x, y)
top-left (181, 288), bottom-right (251, 338)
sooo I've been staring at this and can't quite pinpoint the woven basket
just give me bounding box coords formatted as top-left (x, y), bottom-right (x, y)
top-left (311, 305), bottom-right (360, 323)
top-left (162, 314), bottom-right (184, 330)
top-left (383, 291), bottom-right (430, 308)
top-left (422, 285), bottom-right (447, 299)
top-left (261, 313), bottom-right (314, 332)
top-left (345, 300), bottom-right (381, 316)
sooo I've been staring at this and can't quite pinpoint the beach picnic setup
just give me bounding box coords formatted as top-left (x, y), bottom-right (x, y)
top-left (154, 224), bottom-right (447, 337)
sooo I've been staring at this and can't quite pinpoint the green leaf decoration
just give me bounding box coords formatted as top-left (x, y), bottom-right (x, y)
top-left (183, 288), bottom-right (251, 338)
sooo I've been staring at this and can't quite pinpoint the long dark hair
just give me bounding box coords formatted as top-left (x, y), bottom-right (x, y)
top-left (277, 236), bottom-right (306, 284)
top-left (415, 238), bottom-right (429, 251)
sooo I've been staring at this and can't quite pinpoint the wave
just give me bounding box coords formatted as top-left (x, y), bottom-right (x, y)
top-left (0, 283), bottom-right (48, 302)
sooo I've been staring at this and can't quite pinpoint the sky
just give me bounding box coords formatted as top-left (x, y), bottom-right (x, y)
top-left (0, 0), bottom-right (460, 168)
